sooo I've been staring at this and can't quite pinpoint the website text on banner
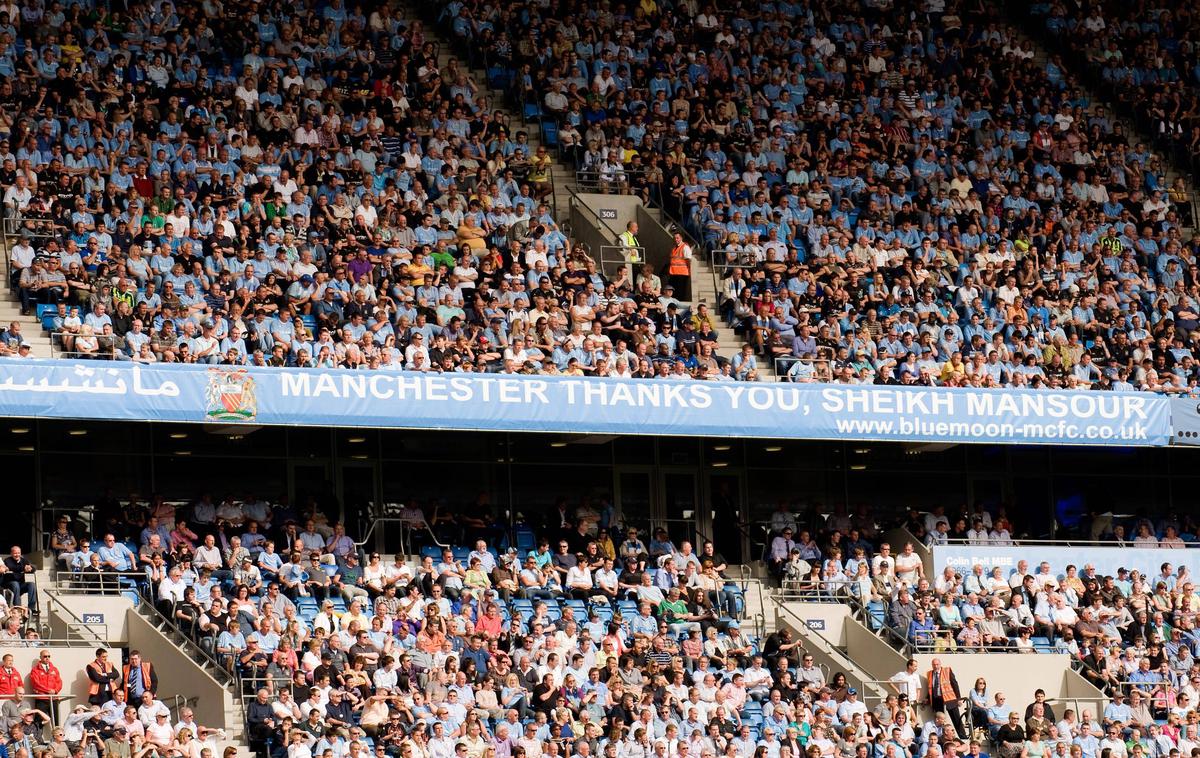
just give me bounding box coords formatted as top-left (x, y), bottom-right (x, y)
top-left (0, 360), bottom-right (1173, 446)
top-left (932, 545), bottom-right (1199, 581)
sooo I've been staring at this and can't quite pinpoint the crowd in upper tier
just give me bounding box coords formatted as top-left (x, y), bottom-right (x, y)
top-left (2, 0), bottom-right (1200, 389)
top-left (443, 0), bottom-right (1200, 391)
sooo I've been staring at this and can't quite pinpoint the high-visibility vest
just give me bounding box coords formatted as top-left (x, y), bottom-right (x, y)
top-left (669, 243), bottom-right (691, 276)
top-left (87, 660), bottom-right (116, 697)
top-left (619, 231), bottom-right (641, 262)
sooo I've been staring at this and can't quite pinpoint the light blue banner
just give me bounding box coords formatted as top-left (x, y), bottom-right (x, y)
top-left (0, 360), bottom-right (1174, 445)
top-left (932, 545), bottom-right (1198, 581)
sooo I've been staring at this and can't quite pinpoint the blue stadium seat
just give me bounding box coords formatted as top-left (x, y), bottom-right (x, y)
top-left (866, 600), bottom-right (886, 631)
top-left (487, 66), bottom-right (511, 90)
top-left (540, 120), bottom-right (559, 148)
top-left (515, 529), bottom-right (536, 552)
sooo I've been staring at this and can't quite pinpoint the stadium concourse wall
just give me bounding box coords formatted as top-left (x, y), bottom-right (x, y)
top-left (0, 646), bottom-right (125, 723)
top-left (768, 597), bottom-right (1104, 714)
top-left (773, 599), bottom-right (1107, 718)
top-left (45, 592), bottom-right (240, 734)
top-left (0, 360), bottom-right (1185, 447)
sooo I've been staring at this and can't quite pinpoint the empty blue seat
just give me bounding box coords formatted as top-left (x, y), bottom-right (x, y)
top-left (36, 304), bottom-right (57, 319)
top-left (515, 528), bottom-right (536, 552)
top-left (421, 546), bottom-right (443, 560)
top-left (866, 600), bottom-right (886, 631)
top-left (522, 102), bottom-right (541, 121)
top-left (487, 66), bottom-right (510, 89)
top-left (541, 120), bottom-right (559, 148)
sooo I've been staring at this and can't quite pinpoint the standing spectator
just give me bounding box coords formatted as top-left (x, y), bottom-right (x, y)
top-left (0, 655), bottom-right (23, 700)
top-left (86, 649), bottom-right (122, 706)
top-left (28, 650), bottom-right (62, 722)
top-left (122, 652), bottom-right (158, 702)
top-left (924, 658), bottom-right (967, 740)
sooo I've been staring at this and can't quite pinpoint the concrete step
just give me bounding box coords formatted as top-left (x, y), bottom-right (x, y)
top-left (410, 10), bottom-right (581, 228)
top-left (1010, 24), bottom-right (1200, 229)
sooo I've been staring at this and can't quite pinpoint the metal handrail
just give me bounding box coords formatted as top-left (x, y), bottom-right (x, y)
top-left (792, 588), bottom-right (917, 657)
top-left (2, 216), bottom-right (56, 293)
top-left (44, 591), bottom-right (106, 644)
top-left (734, 576), bottom-right (770, 640)
top-left (709, 248), bottom-right (769, 272)
top-left (51, 583), bottom-right (240, 689)
top-left (575, 168), bottom-right (646, 194)
top-left (355, 513), bottom-right (448, 557)
top-left (771, 595), bottom-right (889, 702)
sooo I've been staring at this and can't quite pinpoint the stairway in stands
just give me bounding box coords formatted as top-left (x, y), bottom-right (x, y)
top-left (399, 3), bottom-right (581, 238)
top-left (402, 6), bottom-right (776, 377)
top-left (1009, 27), bottom-right (1198, 233)
top-left (693, 258), bottom-right (777, 380)
top-left (46, 575), bottom-right (247, 748)
top-left (0, 238), bottom-right (55, 358)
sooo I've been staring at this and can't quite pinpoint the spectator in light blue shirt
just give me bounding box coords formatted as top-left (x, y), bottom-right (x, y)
top-left (97, 534), bottom-right (136, 571)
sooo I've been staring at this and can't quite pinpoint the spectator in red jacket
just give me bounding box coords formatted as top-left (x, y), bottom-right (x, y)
top-left (0, 654), bottom-right (24, 699)
top-left (28, 650), bottom-right (62, 720)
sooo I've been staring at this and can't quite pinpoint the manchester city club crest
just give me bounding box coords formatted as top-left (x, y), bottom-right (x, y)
top-left (204, 368), bottom-right (258, 422)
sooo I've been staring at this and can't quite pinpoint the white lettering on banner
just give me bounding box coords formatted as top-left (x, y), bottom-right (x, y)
top-left (283, 373), bottom-right (554, 406)
top-left (0, 365), bottom-right (179, 397)
top-left (821, 388), bottom-right (954, 415)
top-left (965, 393), bottom-right (1148, 420)
top-left (271, 372), bottom-right (1158, 443)
top-left (0, 360), bottom-right (1174, 446)
top-left (942, 556), bottom-right (1016, 569)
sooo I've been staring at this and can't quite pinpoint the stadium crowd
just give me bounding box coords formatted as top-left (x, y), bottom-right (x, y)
top-left (0, 0), bottom-right (745, 380)
top-left (1027, 0), bottom-right (1200, 200)
top-left (27, 494), bottom-right (1200, 758)
top-left (439, 0), bottom-right (1200, 391)
top-left (0, 0), bottom-right (1194, 390)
